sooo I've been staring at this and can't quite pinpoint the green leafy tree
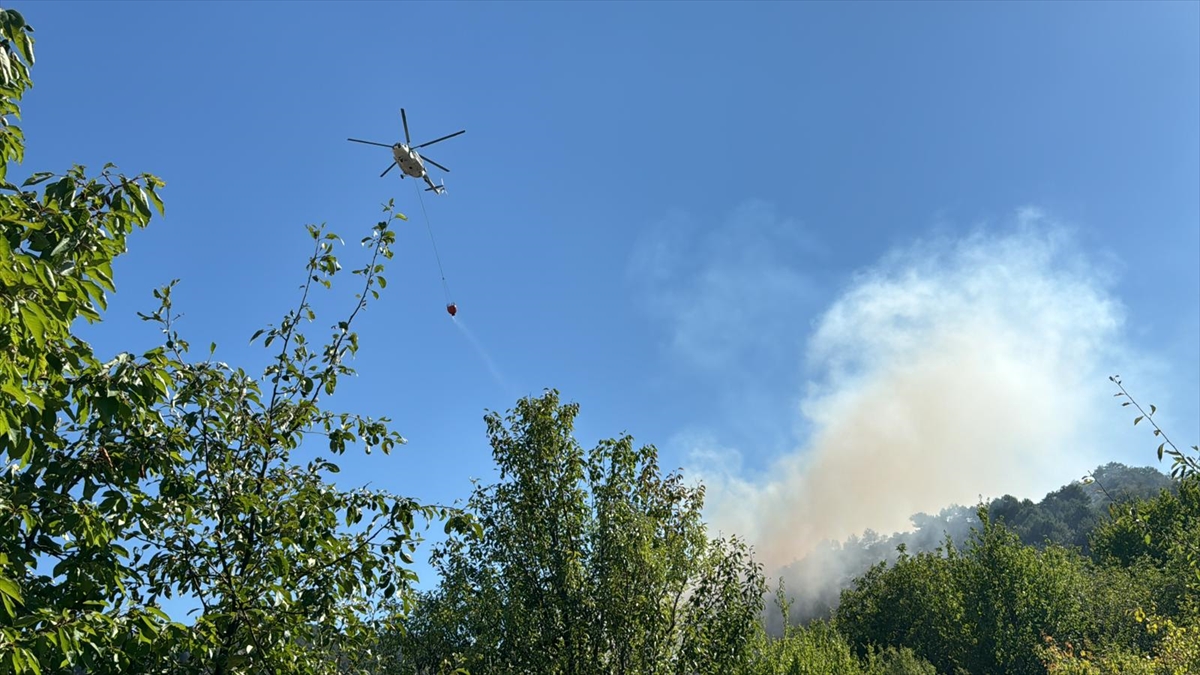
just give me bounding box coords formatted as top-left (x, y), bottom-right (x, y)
top-left (1079, 560), bottom-right (1171, 656)
top-left (835, 542), bottom-right (967, 674)
top-left (835, 510), bottom-right (1103, 675)
top-left (0, 13), bottom-right (472, 674)
top-left (954, 510), bottom-right (1092, 675)
top-left (397, 390), bottom-right (766, 675)
top-left (675, 535), bottom-right (766, 675)
top-left (0, 9), bottom-right (171, 672)
top-left (1091, 480), bottom-right (1200, 622)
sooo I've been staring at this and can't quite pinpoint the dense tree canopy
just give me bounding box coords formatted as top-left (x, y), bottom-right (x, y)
top-left (395, 391), bottom-right (766, 675)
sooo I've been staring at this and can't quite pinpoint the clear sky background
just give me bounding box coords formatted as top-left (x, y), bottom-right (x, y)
top-left (19, 2), bottom-right (1200, 585)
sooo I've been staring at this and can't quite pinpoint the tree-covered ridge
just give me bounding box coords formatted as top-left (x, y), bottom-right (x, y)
top-left (833, 478), bottom-right (1199, 674)
top-left (774, 462), bottom-right (1179, 628)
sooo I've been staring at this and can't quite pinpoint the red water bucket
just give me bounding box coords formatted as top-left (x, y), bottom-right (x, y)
top-left (446, 303), bottom-right (457, 317)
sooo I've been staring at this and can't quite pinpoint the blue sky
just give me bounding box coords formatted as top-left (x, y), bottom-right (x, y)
top-left (21, 2), bottom-right (1199, 582)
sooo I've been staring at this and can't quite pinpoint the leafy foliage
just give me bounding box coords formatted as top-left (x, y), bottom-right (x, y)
top-left (831, 496), bottom-right (1197, 674)
top-left (1109, 376), bottom-right (1199, 481)
top-left (0, 13), bottom-right (472, 673)
top-left (1039, 618), bottom-right (1200, 675)
top-left (835, 541), bottom-right (967, 673)
top-left (394, 390), bottom-right (766, 675)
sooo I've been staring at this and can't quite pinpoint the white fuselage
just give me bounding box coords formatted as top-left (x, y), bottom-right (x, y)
top-left (392, 144), bottom-right (426, 178)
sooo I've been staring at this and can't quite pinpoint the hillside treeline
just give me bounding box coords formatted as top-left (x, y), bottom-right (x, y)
top-left (772, 462), bottom-right (1179, 629)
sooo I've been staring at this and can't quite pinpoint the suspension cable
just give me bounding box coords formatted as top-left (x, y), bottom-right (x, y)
top-left (412, 179), bottom-right (452, 303)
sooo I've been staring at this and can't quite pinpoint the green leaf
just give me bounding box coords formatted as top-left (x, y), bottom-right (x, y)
top-left (18, 304), bottom-right (44, 348)
top-left (49, 236), bottom-right (71, 258)
top-left (48, 177), bottom-right (74, 207)
top-left (5, 9), bottom-right (27, 30)
top-left (140, 613), bottom-right (158, 634)
top-left (1134, 416), bottom-right (1143, 426)
top-left (14, 31), bottom-right (33, 67)
top-left (145, 185), bottom-right (165, 216)
top-left (20, 171), bottom-right (52, 186)
top-left (126, 184), bottom-right (151, 219)
top-left (1158, 443), bottom-right (1166, 460)
top-left (0, 381), bottom-right (23, 403)
top-left (93, 261), bottom-right (116, 292)
top-left (0, 49), bottom-right (12, 86)
top-left (0, 576), bottom-right (22, 606)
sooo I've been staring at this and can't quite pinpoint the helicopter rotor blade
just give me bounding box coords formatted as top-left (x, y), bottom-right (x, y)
top-left (348, 138), bottom-right (394, 148)
top-left (420, 155), bottom-right (450, 173)
top-left (413, 129), bottom-right (466, 150)
top-left (380, 161), bottom-right (397, 178)
top-left (401, 108), bottom-right (411, 145)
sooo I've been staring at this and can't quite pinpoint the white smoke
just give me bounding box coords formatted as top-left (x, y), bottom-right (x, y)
top-left (686, 208), bottom-right (1134, 570)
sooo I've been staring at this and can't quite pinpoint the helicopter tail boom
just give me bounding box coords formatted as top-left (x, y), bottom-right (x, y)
top-left (424, 177), bottom-right (446, 194)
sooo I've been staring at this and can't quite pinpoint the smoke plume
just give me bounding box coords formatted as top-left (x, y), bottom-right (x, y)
top-left (687, 208), bottom-right (1131, 571)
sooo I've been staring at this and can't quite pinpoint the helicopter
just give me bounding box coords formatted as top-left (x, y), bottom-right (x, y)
top-left (348, 109), bottom-right (465, 194)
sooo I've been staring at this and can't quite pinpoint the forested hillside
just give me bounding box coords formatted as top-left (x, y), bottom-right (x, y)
top-left (772, 462), bottom-right (1179, 629)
